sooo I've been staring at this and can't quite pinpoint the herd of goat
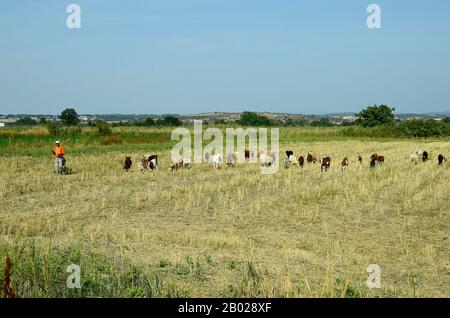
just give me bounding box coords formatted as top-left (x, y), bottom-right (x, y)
top-left (123, 149), bottom-right (448, 173)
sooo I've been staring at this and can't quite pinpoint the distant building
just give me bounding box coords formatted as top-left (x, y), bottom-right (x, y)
top-left (0, 123), bottom-right (5, 127)
top-left (0, 118), bottom-right (16, 124)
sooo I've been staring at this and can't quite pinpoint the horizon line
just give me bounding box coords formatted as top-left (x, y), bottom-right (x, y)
top-left (1, 110), bottom-right (450, 117)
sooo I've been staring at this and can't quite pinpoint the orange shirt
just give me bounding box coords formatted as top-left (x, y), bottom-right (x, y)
top-left (53, 146), bottom-right (65, 156)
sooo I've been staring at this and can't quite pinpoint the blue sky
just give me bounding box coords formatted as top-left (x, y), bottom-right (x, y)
top-left (0, 0), bottom-right (449, 115)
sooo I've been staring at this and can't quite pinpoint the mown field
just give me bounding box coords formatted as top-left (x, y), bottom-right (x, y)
top-left (1, 126), bottom-right (449, 298)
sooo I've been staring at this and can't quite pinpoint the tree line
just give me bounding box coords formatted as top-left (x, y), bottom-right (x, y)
top-left (8, 106), bottom-right (450, 138)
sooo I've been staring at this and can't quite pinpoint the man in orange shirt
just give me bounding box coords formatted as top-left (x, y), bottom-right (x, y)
top-left (52, 140), bottom-right (65, 174)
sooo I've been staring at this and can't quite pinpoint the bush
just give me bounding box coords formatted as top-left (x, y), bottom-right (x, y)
top-left (46, 123), bottom-right (82, 136)
top-left (284, 119), bottom-right (306, 127)
top-left (96, 120), bottom-right (113, 136)
top-left (47, 122), bottom-right (62, 136)
top-left (61, 125), bottom-right (82, 136)
top-left (395, 119), bottom-right (450, 137)
top-left (310, 117), bottom-right (334, 127)
top-left (341, 119), bottom-right (450, 138)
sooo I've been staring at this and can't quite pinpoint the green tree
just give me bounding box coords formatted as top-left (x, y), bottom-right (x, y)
top-left (162, 116), bottom-right (182, 126)
top-left (238, 112), bottom-right (275, 126)
top-left (310, 117), bottom-right (334, 127)
top-left (59, 108), bottom-right (79, 126)
top-left (143, 117), bottom-right (156, 126)
top-left (15, 117), bottom-right (37, 126)
top-left (355, 105), bottom-right (395, 128)
top-left (442, 116), bottom-right (450, 124)
top-left (284, 118), bottom-right (306, 127)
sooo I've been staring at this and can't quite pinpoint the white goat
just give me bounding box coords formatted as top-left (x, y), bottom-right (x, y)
top-left (211, 153), bottom-right (223, 169)
top-left (260, 152), bottom-right (276, 167)
top-left (410, 149), bottom-right (423, 165)
top-left (227, 153), bottom-right (237, 167)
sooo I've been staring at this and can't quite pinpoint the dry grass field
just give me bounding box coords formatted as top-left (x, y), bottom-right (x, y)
top-left (1, 131), bottom-right (449, 298)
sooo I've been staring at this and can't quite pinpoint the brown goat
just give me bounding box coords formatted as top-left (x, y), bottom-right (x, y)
top-left (123, 156), bottom-right (132, 171)
top-left (320, 157), bottom-right (331, 172)
top-left (341, 157), bottom-right (349, 171)
top-left (298, 156), bottom-right (305, 168)
top-left (307, 152), bottom-right (317, 164)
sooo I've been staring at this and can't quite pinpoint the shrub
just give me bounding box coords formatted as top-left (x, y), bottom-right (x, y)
top-left (310, 117), bottom-right (334, 127)
top-left (341, 119), bottom-right (450, 138)
top-left (96, 120), bottom-right (113, 136)
top-left (395, 119), bottom-right (450, 137)
top-left (61, 125), bottom-right (82, 136)
top-left (46, 122), bottom-right (62, 136)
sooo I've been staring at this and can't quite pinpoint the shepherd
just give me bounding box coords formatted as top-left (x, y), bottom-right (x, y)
top-left (52, 140), bottom-right (65, 174)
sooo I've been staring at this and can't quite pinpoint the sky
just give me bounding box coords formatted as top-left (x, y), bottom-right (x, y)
top-left (0, 0), bottom-right (449, 115)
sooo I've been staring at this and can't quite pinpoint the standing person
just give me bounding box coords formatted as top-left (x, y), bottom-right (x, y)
top-left (52, 140), bottom-right (65, 174)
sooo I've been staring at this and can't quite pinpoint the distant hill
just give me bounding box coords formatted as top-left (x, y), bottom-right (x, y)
top-left (425, 111), bottom-right (450, 116)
